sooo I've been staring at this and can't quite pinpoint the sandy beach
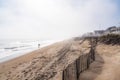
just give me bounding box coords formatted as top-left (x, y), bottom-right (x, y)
top-left (0, 39), bottom-right (90, 80)
top-left (0, 38), bottom-right (120, 80)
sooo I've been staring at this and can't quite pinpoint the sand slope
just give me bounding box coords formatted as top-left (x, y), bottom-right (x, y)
top-left (79, 44), bottom-right (120, 80)
top-left (0, 39), bottom-right (90, 80)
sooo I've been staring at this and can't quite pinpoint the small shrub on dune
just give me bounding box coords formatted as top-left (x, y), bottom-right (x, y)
top-left (99, 34), bottom-right (120, 45)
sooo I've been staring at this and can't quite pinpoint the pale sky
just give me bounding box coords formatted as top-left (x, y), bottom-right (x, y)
top-left (0, 0), bottom-right (120, 39)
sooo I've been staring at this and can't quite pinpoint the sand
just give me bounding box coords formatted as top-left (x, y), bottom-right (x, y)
top-left (0, 39), bottom-right (90, 80)
top-left (79, 43), bottom-right (120, 80)
top-left (1, 38), bottom-right (120, 80)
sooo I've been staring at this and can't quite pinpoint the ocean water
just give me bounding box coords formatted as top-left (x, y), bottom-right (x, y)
top-left (0, 39), bottom-right (59, 63)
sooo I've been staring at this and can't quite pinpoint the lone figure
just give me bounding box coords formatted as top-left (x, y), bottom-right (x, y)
top-left (38, 44), bottom-right (40, 48)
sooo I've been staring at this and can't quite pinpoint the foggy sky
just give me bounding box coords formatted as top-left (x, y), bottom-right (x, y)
top-left (0, 0), bottom-right (120, 39)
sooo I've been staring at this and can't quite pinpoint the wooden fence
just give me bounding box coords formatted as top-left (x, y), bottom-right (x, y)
top-left (62, 46), bottom-right (95, 80)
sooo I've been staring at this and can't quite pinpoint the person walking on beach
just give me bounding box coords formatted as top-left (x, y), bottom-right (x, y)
top-left (38, 44), bottom-right (40, 48)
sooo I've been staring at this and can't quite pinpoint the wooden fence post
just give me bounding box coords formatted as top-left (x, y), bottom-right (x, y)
top-left (62, 62), bottom-right (77, 80)
top-left (76, 57), bottom-right (80, 79)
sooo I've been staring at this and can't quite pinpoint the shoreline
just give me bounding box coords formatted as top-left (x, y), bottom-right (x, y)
top-left (0, 40), bottom-right (61, 63)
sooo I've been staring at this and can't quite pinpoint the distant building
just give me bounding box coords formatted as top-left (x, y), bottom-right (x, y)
top-left (94, 30), bottom-right (105, 36)
top-left (93, 26), bottom-right (120, 36)
top-left (112, 27), bottom-right (120, 34)
top-left (82, 26), bottom-right (120, 38)
top-left (82, 32), bottom-right (94, 37)
top-left (105, 26), bottom-right (120, 34)
top-left (106, 26), bottom-right (117, 33)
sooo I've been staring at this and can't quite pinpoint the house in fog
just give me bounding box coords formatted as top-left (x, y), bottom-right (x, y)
top-left (105, 26), bottom-right (120, 34)
top-left (94, 30), bottom-right (105, 36)
top-left (82, 32), bottom-right (95, 37)
top-left (105, 26), bottom-right (117, 33)
top-left (113, 27), bottom-right (120, 34)
top-left (82, 26), bottom-right (120, 38)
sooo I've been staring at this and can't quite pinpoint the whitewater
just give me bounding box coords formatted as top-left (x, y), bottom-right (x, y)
top-left (0, 39), bottom-right (60, 63)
